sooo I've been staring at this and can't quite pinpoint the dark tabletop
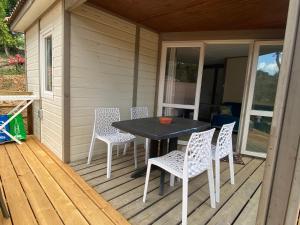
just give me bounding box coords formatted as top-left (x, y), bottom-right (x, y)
top-left (112, 117), bottom-right (211, 140)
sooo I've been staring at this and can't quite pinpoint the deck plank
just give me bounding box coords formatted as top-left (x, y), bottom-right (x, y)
top-left (0, 179), bottom-right (12, 225)
top-left (5, 143), bottom-right (64, 225)
top-left (206, 164), bottom-right (264, 225)
top-left (87, 157), bottom-right (146, 187)
top-left (0, 145), bottom-right (38, 225)
top-left (17, 142), bottom-right (90, 225)
top-left (73, 149), bottom-right (136, 171)
top-left (101, 170), bottom-right (161, 200)
top-left (77, 151), bottom-right (144, 176)
top-left (187, 160), bottom-right (264, 225)
top-left (25, 138), bottom-right (115, 225)
top-left (233, 185), bottom-right (262, 225)
top-left (130, 158), bottom-right (252, 225)
top-left (33, 137), bottom-right (131, 225)
top-left (81, 154), bottom-right (145, 181)
top-left (70, 141), bottom-right (264, 225)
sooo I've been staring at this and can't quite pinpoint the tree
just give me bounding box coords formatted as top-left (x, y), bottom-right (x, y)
top-left (0, 0), bottom-right (24, 56)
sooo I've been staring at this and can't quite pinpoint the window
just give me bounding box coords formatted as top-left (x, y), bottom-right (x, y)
top-left (45, 36), bottom-right (53, 92)
top-left (41, 29), bottom-right (53, 98)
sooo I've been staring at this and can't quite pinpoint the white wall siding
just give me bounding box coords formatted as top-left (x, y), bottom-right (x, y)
top-left (137, 28), bottom-right (159, 116)
top-left (25, 23), bottom-right (40, 139)
top-left (39, 1), bottom-right (64, 159)
top-left (70, 4), bottom-right (136, 161)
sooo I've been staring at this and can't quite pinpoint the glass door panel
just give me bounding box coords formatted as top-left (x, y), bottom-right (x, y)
top-left (242, 42), bottom-right (283, 157)
top-left (158, 42), bottom-right (205, 145)
top-left (163, 47), bottom-right (200, 105)
top-left (158, 42), bottom-right (204, 121)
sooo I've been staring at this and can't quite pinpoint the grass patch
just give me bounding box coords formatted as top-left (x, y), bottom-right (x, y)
top-left (0, 66), bottom-right (25, 75)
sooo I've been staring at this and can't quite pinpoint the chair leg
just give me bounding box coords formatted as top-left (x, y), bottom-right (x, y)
top-left (134, 141), bottom-right (137, 169)
top-left (107, 143), bottom-right (113, 179)
top-left (208, 166), bottom-right (216, 208)
top-left (215, 159), bottom-right (220, 203)
top-left (145, 138), bottom-right (150, 165)
top-left (117, 145), bottom-right (120, 157)
top-left (143, 163), bottom-right (152, 203)
top-left (87, 135), bottom-right (96, 164)
top-left (123, 143), bottom-right (128, 155)
top-left (182, 177), bottom-right (188, 225)
top-left (170, 174), bottom-right (175, 187)
top-left (229, 153), bottom-right (235, 185)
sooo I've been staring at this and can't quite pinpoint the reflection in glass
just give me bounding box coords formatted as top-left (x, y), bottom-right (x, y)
top-left (252, 45), bottom-right (283, 111)
top-left (246, 116), bottom-right (272, 153)
top-left (45, 36), bottom-right (53, 92)
top-left (162, 107), bottom-right (194, 142)
top-left (163, 47), bottom-right (200, 106)
top-left (162, 107), bottom-right (194, 119)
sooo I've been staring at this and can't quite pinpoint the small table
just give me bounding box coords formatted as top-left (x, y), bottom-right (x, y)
top-left (112, 117), bottom-right (210, 195)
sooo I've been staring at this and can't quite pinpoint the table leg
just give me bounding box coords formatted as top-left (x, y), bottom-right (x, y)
top-left (130, 140), bottom-right (159, 178)
top-left (159, 139), bottom-right (168, 195)
top-left (169, 137), bottom-right (178, 152)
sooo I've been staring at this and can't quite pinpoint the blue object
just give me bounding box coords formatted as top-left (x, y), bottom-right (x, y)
top-left (0, 115), bottom-right (11, 143)
top-left (211, 102), bottom-right (241, 132)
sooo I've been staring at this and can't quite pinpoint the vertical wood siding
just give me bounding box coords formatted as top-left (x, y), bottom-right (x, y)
top-left (137, 28), bottom-right (159, 116)
top-left (26, 23), bottom-right (40, 139)
top-left (39, 1), bottom-right (64, 159)
top-left (70, 4), bottom-right (138, 161)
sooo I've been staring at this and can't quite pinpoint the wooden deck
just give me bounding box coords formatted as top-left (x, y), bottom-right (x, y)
top-left (0, 137), bottom-right (129, 225)
top-left (71, 146), bottom-right (265, 225)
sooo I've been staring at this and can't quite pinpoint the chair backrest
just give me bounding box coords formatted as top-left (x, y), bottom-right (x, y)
top-left (215, 122), bottom-right (235, 159)
top-left (130, 106), bottom-right (149, 120)
top-left (184, 128), bottom-right (215, 177)
top-left (94, 107), bottom-right (120, 136)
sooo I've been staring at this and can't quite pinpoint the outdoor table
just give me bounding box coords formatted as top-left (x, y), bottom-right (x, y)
top-left (0, 94), bottom-right (38, 144)
top-left (112, 117), bottom-right (210, 195)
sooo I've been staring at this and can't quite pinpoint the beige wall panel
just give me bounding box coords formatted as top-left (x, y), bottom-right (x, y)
top-left (39, 1), bottom-right (64, 159)
top-left (25, 23), bottom-right (41, 139)
top-left (70, 4), bottom-right (136, 161)
top-left (223, 57), bottom-right (248, 103)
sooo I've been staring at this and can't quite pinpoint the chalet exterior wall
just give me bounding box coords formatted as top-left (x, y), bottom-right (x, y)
top-left (26, 23), bottom-right (40, 139)
top-left (69, 4), bottom-right (159, 161)
top-left (25, 1), bottom-right (64, 159)
top-left (137, 28), bottom-right (159, 117)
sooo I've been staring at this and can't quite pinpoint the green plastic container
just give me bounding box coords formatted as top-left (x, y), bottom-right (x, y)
top-left (9, 114), bottom-right (27, 141)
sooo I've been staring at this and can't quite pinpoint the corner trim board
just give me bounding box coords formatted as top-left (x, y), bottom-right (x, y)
top-left (132, 26), bottom-right (140, 107)
top-left (62, 1), bottom-right (71, 163)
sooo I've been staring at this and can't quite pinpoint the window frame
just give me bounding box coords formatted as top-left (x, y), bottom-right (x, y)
top-left (40, 28), bottom-right (54, 99)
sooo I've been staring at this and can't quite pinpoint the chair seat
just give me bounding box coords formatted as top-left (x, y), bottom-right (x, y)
top-left (149, 150), bottom-right (185, 177)
top-left (149, 150), bottom-right (208, 178)
top-left (96, 132), bottom-right (135, 144)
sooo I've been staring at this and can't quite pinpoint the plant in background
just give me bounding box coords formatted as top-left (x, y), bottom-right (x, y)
top-left (0, 0), bottom-right (24, 57)
top-left (7, 54), bottom-right (25, 72)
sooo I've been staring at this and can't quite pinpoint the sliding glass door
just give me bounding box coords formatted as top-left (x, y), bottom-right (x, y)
top-left (241, 41), bottom-right (283, 158)
top-left (157, 42), bottom-right (205, 121)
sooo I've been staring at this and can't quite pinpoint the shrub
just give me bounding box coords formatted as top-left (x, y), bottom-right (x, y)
top-left (7, 54), bottom-right (25, 72)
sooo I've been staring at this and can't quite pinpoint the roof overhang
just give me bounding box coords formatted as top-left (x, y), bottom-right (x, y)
top-left (10, 0), bottom-right (57, 32)
top-left (87, 0), bottom-right (290, 32)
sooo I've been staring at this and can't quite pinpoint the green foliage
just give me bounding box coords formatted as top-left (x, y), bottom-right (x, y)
top-left (0, 66), bottom-right (25, 75)
top-left (0, 0), bottom-right (24, 55)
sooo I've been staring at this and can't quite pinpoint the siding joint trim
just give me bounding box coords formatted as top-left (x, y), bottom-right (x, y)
top-left (132, 25), bottom-right (140, 107)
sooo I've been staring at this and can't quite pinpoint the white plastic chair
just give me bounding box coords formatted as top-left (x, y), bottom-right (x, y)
top-left (143, 129), bottom-right (216, 225)
top-left (212, 122), bottom-right (235, 203)
top-left (87, 107), bottom-right (137, 179)
top-left (130, 106), bottom-right (150, 164)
